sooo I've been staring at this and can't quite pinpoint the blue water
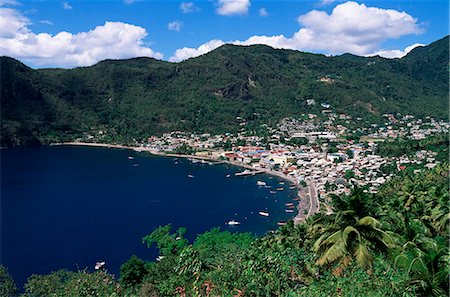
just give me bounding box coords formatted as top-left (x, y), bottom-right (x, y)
top-left (1, 146), bottom-right (297, 288)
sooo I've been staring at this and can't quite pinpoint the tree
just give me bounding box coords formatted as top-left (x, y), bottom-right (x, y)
top-left (0, 265), bottom-right (17, 297)
top-left (313, 216), bottom-right (394, 269)
top-left (142, 224), bottom-right (188, 257)
top-left (120, 255), bottom-right (149, 288)
top-left (310, 188), bottom-right (394, 269)
top-left (344, 170), bottom-right (355, 181)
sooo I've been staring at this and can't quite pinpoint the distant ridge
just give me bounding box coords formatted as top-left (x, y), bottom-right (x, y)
top-left (1, 36), bottom-right (448, 147)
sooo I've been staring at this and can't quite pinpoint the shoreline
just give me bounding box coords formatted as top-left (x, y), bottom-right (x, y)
top-left (58, 141), bottom-right (312, 223)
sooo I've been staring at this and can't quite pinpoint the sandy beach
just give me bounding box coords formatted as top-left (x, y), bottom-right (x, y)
top-left (59, 141), bottom-right (313, 223)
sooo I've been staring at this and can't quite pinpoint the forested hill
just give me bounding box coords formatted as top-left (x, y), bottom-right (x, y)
top-left (1, 36), bottom-right (448, 147)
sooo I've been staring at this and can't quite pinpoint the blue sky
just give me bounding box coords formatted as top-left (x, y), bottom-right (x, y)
top-left (0, 0), bottom-right (448, 68)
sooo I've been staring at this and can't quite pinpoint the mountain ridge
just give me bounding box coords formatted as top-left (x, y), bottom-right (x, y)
top-left (1, 36), bottom-right (448, 147)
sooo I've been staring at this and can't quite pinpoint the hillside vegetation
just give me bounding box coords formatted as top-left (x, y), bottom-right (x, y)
top-left (1, 36), bottom-right (448, 147)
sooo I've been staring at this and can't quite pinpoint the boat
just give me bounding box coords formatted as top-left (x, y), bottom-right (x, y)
top-left (277, 221), bottom-right (287, 226)
top-left (276, 187), bottom-right (284, 191)
top-left (258, 211), bottom-right (270, 217)
top-left (256, 181), bottom-right (267, 186)
top-left (226, 220), bottom-right (241, 226)
top-left (292, 197), bottom-right (301, 201)
top-left (285, 209), bottom-right (295, 213)
top-left (270, 190), bottom-right (277, 194)
top-left (285, 202), bottom-right (294, 206)
top-left (128, 156), bottom-right (134, 160)
top-left (188, 174), bottom-right (194, 178)
top-left (95, 261), bottom-right (106, 270)
top-left (289, 186), bottom-right (296, 189)
top-left (226, 174), bottom-right (231, 178)
top-left (279, 181), bottom-right (285, 185)
top-left (235, 169), bottom-right (251, 176)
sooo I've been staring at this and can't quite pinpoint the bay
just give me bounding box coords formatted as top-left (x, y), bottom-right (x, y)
top-left (1, 146), bottom-right (298, 287)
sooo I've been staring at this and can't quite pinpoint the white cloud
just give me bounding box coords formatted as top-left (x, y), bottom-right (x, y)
top-left (258, 7), bottom-right (268, 17)
top-left (0, 7), bottom-right (163, 68)
top-left (171, 1), bottom-right (423, 61)
top-left (180, 2), bottom-right (199, 13)
top-left (168, 20), bottom-right (183, 32)
top-left (216, 0), bottom-right (250, 16)
top-left (62, 2), bottom-right (72, 10)
top-left (40, 20), bottom-right (53, 25)
top-left (169, 39), bottom-right (224, 62)
top-left (369, 43), bottom-right (424, 59)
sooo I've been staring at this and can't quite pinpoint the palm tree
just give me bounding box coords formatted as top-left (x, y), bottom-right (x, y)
top-left (313, 216), bottom-right (394, 269)
top-left (394, 235), bottom-right (449, 296)
top-left (310, 187), bottom-right (395, 269)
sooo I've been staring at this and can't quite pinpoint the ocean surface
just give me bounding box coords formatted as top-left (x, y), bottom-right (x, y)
top-left (1, 146), bottom-right (298, 288)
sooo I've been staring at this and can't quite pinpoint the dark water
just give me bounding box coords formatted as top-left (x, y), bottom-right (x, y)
top-left (1, 146), bottom-right (297, 288)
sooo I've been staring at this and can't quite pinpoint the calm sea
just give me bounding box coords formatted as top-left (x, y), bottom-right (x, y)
top-left (1, 146), bottom-right (297, 288)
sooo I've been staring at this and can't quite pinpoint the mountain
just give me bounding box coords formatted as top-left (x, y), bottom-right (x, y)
top-left (1, 36), bottom-right (448, 147)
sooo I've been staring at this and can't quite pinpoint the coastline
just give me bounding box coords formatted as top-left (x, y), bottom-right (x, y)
top-left (58, 141), bottom-right (312, 223)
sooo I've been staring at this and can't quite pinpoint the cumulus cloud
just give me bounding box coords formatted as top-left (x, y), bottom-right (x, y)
top-left (169, 39), bottom-right (224, 62)
top-left (180, 2), bottom-right (199, 13)
top-left (0, 7), bottom-right (163, 68)
top-left (216, 0), bottom-right (250, 16)
top-left (168, 20), bottom-right (183, 32)
top-left (369, 43), bottom-right (425, 59)
top-left (62, 1), bottom-right (72, 10)
top-left (171, 1), bottom-right (423, 61)
top-left (258, 7), bottom-right (268, 17)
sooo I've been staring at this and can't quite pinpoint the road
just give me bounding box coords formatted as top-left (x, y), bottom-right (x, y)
top-left (306, 182), bottom-right (319, 218)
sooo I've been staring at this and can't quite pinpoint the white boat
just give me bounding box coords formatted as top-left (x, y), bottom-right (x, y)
top-left (226, 174), bottom-right (231, 178)
top-left (188, 174), bottom-right (194, 178)
top-left (256, 181), bottom-right (267, 186)
top-left (226, 220), bottom-right (241, 226)
top-left (95, 261), bottom-right (106, 270)
top-left (277, 187), bottom-right (284, 191)
top-left (259, 211), bottom-right (270, 217)
top-left (128, 156), bottom-right (134, 160)
top-left (285, 209), bottom-right (295, 213)
top-left (235, 169), bottom-right (251, 176)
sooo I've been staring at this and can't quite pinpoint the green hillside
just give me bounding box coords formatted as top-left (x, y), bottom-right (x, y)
top-left (1, 36), bottom-right (448, 147)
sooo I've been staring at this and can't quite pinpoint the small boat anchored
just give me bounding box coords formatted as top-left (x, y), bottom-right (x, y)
top-left (226, 220), bottom-right (241, 226)
top-left (258, 211), bottom-right (270, 217)
top-left (95, 261), bottom-right (106, 270)
top-left (188, 174), bottom-right (194, 178)
top-left (256, 180), bottom-right (267, 186)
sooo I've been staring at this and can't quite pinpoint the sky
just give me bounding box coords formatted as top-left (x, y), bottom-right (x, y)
top-left (0, 0), bottom-right (448, 68)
